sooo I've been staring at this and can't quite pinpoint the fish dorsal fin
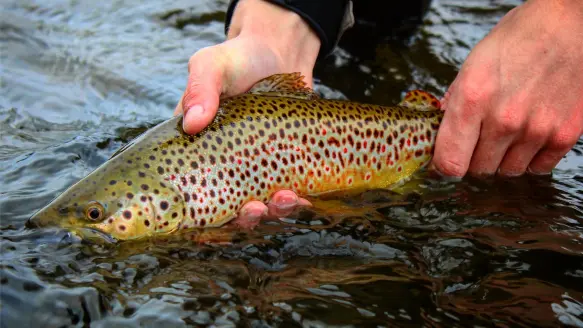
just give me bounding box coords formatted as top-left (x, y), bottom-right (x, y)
top-left (399, 90), bottom-right (441, 111)
top-left (247, 73), bottom-right (319, 100)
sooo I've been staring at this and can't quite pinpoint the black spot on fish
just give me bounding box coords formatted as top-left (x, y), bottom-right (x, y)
top-left (109, 180), bottom-right (117, 185)
top-left (160, 201), bottom-right (169, 211)
top-left (123, 210), bottom-right (132, 219)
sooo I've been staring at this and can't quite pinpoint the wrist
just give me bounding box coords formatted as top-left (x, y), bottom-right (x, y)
top-left (227, 0), bottom-right (320, 73)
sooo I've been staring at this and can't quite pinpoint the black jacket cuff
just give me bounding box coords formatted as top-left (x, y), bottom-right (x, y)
top-left (225, 0), bottom-right (353, 59)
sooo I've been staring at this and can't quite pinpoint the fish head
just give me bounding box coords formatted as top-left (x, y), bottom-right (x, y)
top-left (27, 165), bottom-right (185, 241)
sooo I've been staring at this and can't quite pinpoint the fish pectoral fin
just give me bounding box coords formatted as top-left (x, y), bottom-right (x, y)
top-left (399, 90), bottom-right (442, 111)
top-left (246, 73), bottom-right (319, 100)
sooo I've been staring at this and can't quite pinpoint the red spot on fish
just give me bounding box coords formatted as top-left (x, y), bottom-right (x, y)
top-left (170, 175), bottom-right (176, 180)
top-left (237, 159), bottom-right (242, 165)
top-left (343, 147), bottom-right (348, 153)
top-left (322, 129), bottom-right (327, 135)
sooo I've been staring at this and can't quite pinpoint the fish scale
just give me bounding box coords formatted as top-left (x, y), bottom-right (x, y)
top-left (28, 73), bottom-right (443, 241)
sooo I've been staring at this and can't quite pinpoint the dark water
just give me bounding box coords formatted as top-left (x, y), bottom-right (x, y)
top-left (1, 0), bottom-right (582, 327)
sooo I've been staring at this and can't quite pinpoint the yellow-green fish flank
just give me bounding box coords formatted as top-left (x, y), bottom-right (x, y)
top-left (28, 73), bottom-right (443, 241)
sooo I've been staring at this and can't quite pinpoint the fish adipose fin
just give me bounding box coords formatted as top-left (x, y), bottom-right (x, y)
top-left (399, 90), bottom-right (441, 111)
top-left (247, 72), bottom-right (320, 100)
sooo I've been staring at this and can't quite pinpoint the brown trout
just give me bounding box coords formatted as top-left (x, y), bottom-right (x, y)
top-left (28, 73), bottom-right (443, 241)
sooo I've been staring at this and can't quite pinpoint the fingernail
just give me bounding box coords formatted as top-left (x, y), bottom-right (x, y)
top-left (497, 169), bottom-right (523, 178)
top-left (277, 195), bottom-right (297, 210)
top-left (526, 167), bottom-right (552, 176)
top-left (183, 105), bottom-right (204, 128)
top-left (428, 162), bottom-right (463, 181)
top-left (241, 207), bottom-right (267, 219)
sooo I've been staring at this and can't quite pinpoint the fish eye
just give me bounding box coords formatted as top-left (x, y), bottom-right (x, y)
top-left (85, 202), bottom-right (105, 221)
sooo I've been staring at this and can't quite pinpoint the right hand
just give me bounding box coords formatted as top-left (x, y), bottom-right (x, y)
top-left (175, 0), bottom-right (319, 227)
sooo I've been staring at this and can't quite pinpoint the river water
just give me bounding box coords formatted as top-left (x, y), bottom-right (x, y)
top-left (1, 0), bottom-right (582, 327)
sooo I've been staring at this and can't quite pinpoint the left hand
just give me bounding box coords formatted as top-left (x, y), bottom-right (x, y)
top-left (432, 0), bottom-right (583, 177)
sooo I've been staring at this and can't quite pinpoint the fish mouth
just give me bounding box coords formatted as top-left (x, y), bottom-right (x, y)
top-left (27, 211), bottom-right (117, 245)
top-left (70, 227), bottom-right (118, 245)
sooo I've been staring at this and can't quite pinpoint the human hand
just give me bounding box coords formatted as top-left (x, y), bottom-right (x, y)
top-left (175, 0), bottom-right (320, 226)
top-left (432, 0), bottom-right (583, 177)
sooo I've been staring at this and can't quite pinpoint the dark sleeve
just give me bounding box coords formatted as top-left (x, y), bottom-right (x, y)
top-left (224, 0), bottom-right (354, 60)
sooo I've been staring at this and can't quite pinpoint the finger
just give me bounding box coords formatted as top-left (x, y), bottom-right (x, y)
top-left (266, 190), bottom-right (311, 218)
top-left (181, 50), bottom-right (224, 135)
top-left (467, 127), bottom-right (516, 176)
top-left (527, 131), bottom-right (581, 174)
top-left (430, 77), bottom-right (482, 177)
top-left (527, 148), bottom-right (566, 175)
top-left (232, 201), bottom-right (268, 229)
top-left (497, 120), bottom-right (549, 176)
top-left (497, 141), bottom-right (543, 177)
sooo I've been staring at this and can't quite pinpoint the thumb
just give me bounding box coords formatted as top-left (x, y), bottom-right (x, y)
top-left (180, 49), bottom-right (224, 135)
